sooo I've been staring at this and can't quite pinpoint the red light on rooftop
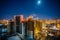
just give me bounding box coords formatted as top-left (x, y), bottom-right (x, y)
top-left (20, 15), bottom-right (24, 23)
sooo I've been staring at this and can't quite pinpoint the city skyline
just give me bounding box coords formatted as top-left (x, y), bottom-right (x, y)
top-left (0, 13), bottom-right (60, 40)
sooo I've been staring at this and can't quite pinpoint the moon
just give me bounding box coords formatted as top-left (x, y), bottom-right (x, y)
top-left (37, 0), bottom-right (41, 5)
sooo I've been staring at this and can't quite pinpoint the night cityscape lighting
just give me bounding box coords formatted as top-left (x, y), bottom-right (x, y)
top-left (0, 15), bottom-right (60, 40)
top-left (0, 0), bottom-right (60, 40)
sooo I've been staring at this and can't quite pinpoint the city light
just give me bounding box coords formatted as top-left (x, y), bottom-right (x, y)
top-left (0, 15), bottom-right (60, 40)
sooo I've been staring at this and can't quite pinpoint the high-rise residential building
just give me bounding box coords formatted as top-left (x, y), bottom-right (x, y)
top-left (24, 21), bottom-right (28, 40)
top-left (24, 16), bottom-right (34, 40)
top-left (14, 15), bottom-right (21, 34)
top-left (0, 24), bottom-right (7, 40)
top-left (28, 20), bottom-right (34, 40)
top-left (34, 20), bottom-right (43, 40)
top-left (14, 15), bottom-right (24, 34)
top-left (7, 20), bottom-right (16, 35)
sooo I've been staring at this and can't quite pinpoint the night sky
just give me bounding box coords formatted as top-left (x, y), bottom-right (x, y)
top-left (0, 0), bottom-right (60, 19)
